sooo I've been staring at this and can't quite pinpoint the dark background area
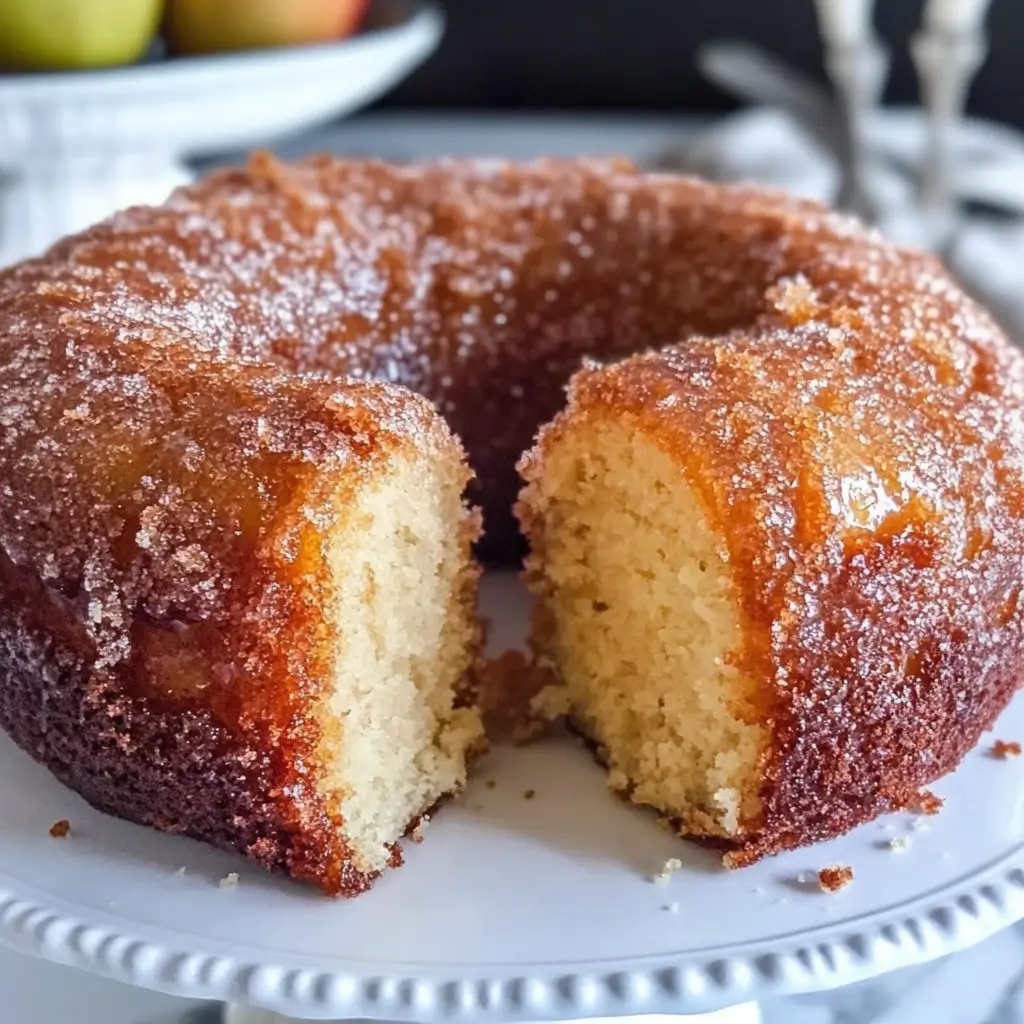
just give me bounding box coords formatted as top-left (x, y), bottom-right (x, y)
top-left (380, 0), bottom-right (1024, 128)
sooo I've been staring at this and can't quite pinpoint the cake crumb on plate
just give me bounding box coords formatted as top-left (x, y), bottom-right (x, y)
top-left (888, 836), bottom-right (911, 853)
top-left (49, 819), bottom-right (70, 839)
top-left (475, 650), bottom-right (564, 744)
top-left (818, 865), bottom-right (854, 892)
top-left (649, 857), bottom-right (683, 884)
top-left (991, 739), bottom-right (1022, 759)
top-left (219, 872), bottom-right (240, 889)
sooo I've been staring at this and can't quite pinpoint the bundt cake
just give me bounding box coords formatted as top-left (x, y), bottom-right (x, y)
top-left (0, 152), bottom-right (1021, 891)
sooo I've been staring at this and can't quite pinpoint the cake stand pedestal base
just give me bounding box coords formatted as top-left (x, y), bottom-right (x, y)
top-left (222, 1003), bottom-right (763, 1024)
top-left (0, 153), bottom-right (192, 267)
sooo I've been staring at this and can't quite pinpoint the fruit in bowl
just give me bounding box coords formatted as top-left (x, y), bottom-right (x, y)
top-left (0, 0), bottom-right (163, 69)
top-left (165, 0), bottom-right (370, 55)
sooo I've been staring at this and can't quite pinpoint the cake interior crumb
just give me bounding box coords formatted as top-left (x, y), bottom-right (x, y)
top-left (219, 872), bottom-right (240, 889)
top-left (49, 819), bottom-right (70, 839)
top-left (519, 420), bottom-right (765, 839)
top-left (888, 836), bottom-right (911, 853)
top-left (315, 454), bottom-right (483, 874)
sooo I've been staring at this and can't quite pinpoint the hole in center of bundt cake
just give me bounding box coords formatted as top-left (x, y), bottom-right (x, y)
top-left (315, 454), bottom-right (482, 875)
top-left (520, 419), bottom-right (765, 839)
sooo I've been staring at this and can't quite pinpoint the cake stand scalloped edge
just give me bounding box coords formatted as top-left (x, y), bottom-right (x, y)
top-left (0, 845), bottom-right (1020, 1021)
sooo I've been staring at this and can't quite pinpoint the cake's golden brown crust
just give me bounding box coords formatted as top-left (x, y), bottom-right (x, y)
top-left (3, 153), bottom-right (1023, 884)
top-left (519, 205), bottom-right (1024, 863)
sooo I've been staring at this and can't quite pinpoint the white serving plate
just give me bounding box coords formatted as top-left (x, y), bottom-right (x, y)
top-left (0, 572), bottom-right (1021, 1021)
top-left (0, 0), bottom-right (442, 267)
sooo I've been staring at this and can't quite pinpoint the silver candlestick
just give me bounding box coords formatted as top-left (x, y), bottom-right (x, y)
top-left (812, 0), bottom-right (889, 223)
top-left (911, 25), bottom-right (988, 255)
top-left (823, 36), bottom-right (890, 223)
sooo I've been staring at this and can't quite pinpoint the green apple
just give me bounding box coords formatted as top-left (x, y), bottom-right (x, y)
top-left (165, 0), bottom-right (370, 55)
top-left (0, 0), bottom-right (163, 70)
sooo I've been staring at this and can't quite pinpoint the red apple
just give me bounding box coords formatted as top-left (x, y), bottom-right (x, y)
top-left (165, 0), bottom-right (370, 56)
top-left (0, 0), bottom-right (162, 70)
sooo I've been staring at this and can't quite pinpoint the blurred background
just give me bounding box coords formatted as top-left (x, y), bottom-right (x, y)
top-left (381, 0), bottom-right (1022, 125)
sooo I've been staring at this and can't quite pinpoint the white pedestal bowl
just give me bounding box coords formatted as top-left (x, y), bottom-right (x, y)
top-left (0, 0), bottom-right (442, 267)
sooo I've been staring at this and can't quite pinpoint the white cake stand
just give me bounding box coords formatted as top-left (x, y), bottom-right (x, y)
top-left (0, 572), bottom-right (1022, 1024)
top-left (0, 0), bottom-right (442, 268)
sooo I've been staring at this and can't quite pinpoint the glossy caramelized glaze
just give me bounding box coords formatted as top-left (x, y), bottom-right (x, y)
top-left (1, 153), bottom-right (1022, 877)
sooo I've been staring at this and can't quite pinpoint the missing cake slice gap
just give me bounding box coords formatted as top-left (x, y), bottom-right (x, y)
top-left (517, 414), bottom-right (766, 844)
